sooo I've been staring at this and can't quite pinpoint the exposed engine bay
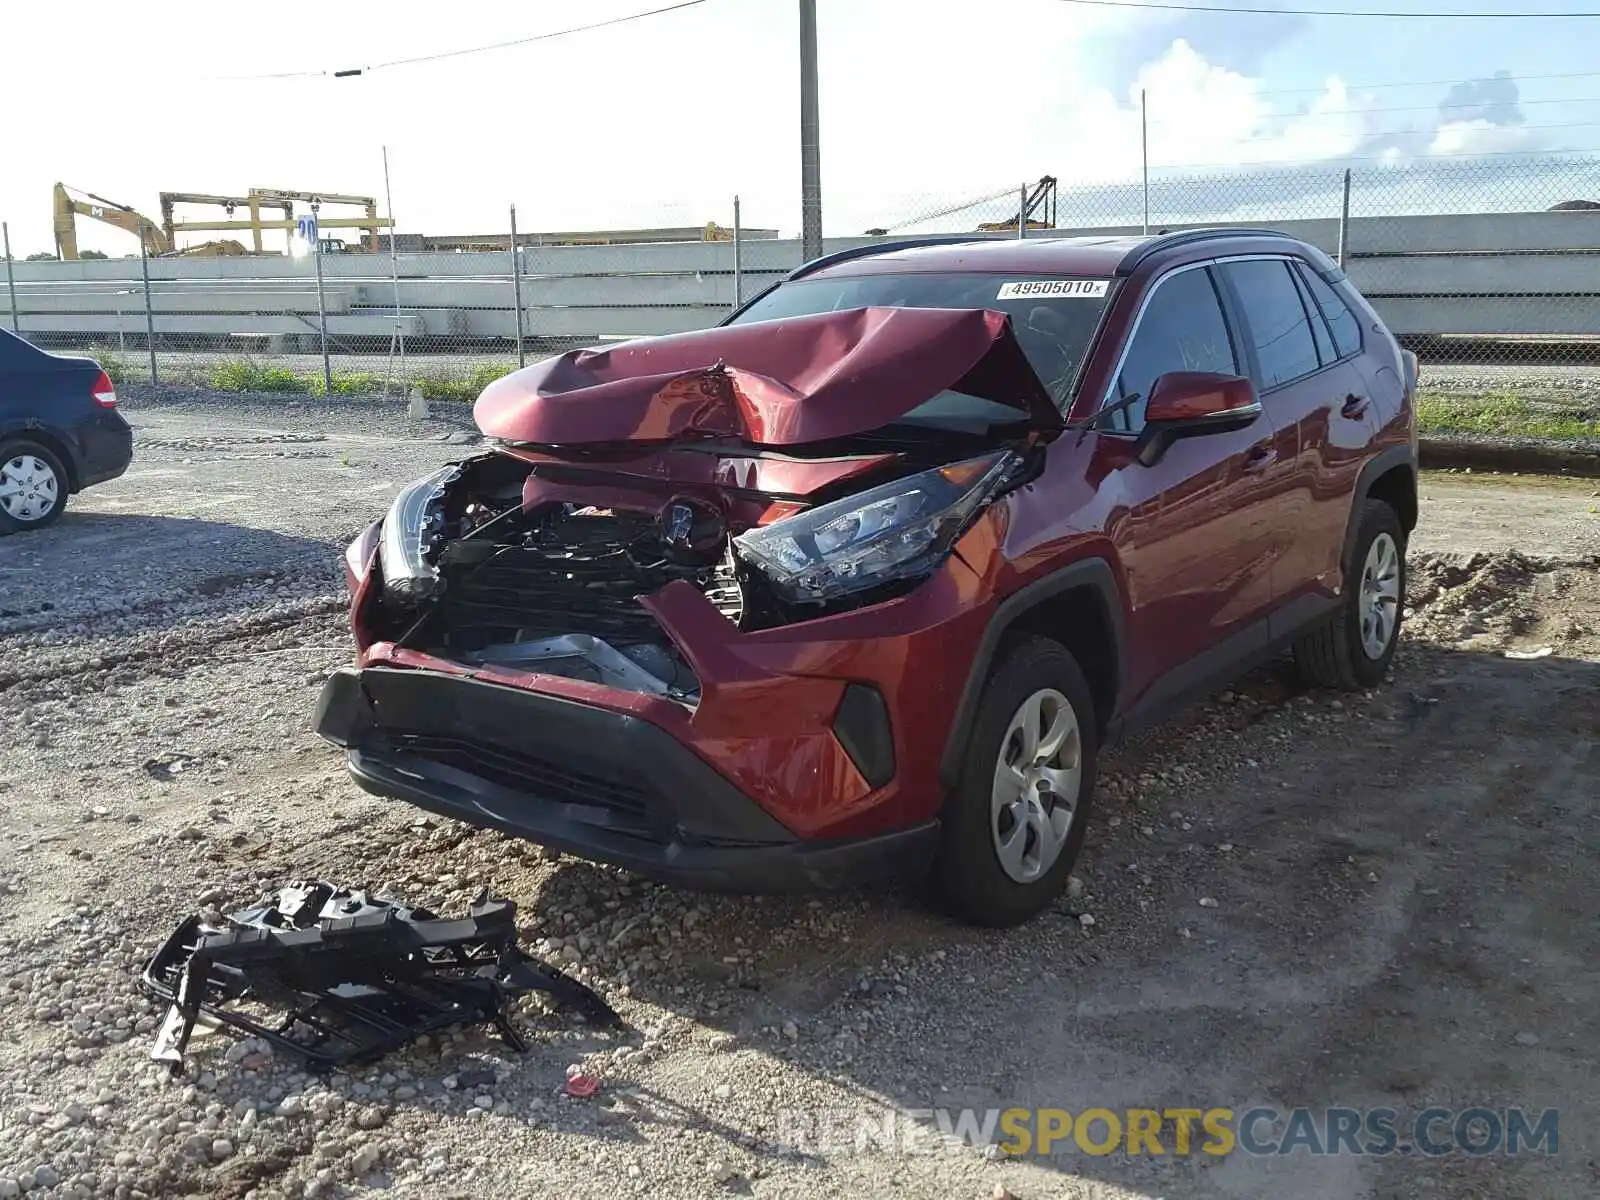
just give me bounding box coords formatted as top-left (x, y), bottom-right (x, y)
top-left (361, 439), bottom-right (1034, 705)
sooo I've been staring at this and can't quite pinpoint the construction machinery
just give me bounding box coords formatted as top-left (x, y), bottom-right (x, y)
top-left (159, 191), bottom-right (293, 254)
top-left (863, 176), bottom-right (1059, 238)
top-left (175, 188), bottom-right (391, 253)
top-left (975, 175), bottom-right (1058, 234)
top-left (54, 183), bottom-right (393, 259)
top-left (53, 183), bottom-right (169, 260)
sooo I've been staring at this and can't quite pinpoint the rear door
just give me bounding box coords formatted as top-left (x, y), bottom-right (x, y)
top-left (1086, 262), bottom-right (1286, 711)
top-left (1215, 257), bottom-right (1372, 627)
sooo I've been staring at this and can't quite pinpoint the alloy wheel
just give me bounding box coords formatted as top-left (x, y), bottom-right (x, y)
top-left (990, 687), bottom-right (1082, 884)
top-left (1359, 531), bottom-right (1401, 660)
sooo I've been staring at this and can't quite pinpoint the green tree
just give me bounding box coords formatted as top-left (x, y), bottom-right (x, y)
top-left (25, 252), bottom-right (58, 262)
top-left (79, 249), bottom-right (109, 260)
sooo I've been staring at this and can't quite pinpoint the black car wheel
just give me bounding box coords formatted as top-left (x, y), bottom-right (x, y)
top-left (932, 635), bottom-right (1098, 927)
top-left (0, 440), bottom-right (69, 535)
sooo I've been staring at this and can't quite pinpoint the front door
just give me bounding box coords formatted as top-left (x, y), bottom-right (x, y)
top-left (1083, 262), bottom-right (1289, 711)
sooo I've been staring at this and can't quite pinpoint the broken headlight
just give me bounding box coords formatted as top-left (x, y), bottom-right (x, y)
top-left (379, 465), bottom-right (460, 603)
top-left (734, 451), bottom-right (1017, 604)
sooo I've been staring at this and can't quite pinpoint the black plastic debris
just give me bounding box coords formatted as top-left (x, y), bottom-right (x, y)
top-left (141, 880), bottom-right (619, 1075)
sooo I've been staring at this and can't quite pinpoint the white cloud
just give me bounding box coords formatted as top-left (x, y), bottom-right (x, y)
top-left (1429, 119), bottom-right (1538, 157)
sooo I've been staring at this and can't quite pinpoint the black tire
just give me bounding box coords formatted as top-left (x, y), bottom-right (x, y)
top-left (1294, 499), bottom-right (1406, 690)
top-left (0, 440), bottom-right (70, 536)
top-left (932, 635), bottom-right (1098, 928)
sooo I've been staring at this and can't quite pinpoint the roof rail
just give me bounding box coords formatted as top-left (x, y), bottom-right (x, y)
top-left (785, 234), bottom-right (996, 281)
top-left (1115, 226), bottom-right (1294, 275)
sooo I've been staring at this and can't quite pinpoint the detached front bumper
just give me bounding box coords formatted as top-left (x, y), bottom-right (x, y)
top-left (314, 665), bottom-right (938, 892)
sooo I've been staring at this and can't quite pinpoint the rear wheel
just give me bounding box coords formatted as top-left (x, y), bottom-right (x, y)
top-left (1294, 499), bottom-right (1405, 690)
top-left (0, 441), bottom-right (69, 535)
top-left (932, 635), bottom-right (1098, 927)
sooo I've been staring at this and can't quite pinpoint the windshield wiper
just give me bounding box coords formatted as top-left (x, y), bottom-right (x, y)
top-left (1066, 391), bottom-right (1142, 444)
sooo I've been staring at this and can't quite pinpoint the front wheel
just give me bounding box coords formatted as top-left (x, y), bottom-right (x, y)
top-left (932, 635), bottom-right (1098, 928)
top-left (1294, 499), bottom-right (1406, 690)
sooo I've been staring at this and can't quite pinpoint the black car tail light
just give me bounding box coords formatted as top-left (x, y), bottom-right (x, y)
top-left (91, 368), bottom-right (118, 408)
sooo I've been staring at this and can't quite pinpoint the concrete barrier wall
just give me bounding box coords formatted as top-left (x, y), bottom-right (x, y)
top-left (6, 210), bottom-right (1599, 344)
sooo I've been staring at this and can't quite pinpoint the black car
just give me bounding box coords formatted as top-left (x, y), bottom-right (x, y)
top-left (0, 329), bottom-right (133, 534)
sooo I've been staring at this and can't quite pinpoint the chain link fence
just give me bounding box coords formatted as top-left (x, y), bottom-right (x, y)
top-left (4, 155), bottom-right (1599, 438)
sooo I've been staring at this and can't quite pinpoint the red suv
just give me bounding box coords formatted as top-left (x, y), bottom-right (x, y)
top-left (316, 228), bottom-right (1418, 926)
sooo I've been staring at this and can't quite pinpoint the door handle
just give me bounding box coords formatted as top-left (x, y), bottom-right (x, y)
top-left (1243, 446), bottom-right (1277, 474)
top-left (1341, 393), bottom-right (1369, 418)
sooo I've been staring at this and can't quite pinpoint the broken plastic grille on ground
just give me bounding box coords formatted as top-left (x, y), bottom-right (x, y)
top-left (141, 880), bottom-right (622, 1075)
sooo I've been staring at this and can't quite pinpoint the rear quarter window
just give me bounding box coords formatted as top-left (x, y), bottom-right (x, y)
top-left (1297, 265), bottom-right (1363, 359)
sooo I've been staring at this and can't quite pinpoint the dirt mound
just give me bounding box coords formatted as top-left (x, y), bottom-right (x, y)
top-left (1407, 550), bottom-right (1600, 654)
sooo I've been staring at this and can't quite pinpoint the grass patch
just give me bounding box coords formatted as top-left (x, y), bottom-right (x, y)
top-left (415, 363), bottom-right (516, 403)
top-left (206, 362), bottom-right (397, 398)
top-left (1416, 391), bottom-right (1600, 441)
top-left (324, 371), bottom-right (383, 396)
top-left (98, 351), bottom-right (136, 387)
top-left (195, 357), bottom-right (517, 402)
top-left (209, 360), bottom-right (314, 394)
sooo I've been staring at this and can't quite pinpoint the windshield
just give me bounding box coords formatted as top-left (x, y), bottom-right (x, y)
top-left (728, 271), bottom-right (1117, 423)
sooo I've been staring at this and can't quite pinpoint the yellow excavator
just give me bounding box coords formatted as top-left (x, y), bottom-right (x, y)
top-left (53, 183), bottom-right (254, 259)
top-left (53, 183), bottom-right (169, 259)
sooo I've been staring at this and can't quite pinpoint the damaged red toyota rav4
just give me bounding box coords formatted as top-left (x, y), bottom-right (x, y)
top-left (316, 228), bottom-right (1419, 927)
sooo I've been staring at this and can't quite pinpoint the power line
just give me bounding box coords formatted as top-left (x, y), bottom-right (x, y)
top-left (218, 1), bottom-right (708, 81)
top-left (369, 0), bottom-right (708, 71)
top-left (1056, 0), bottom-right (1600, 16)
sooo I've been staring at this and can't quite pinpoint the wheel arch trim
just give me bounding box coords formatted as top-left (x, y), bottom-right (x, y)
top-left (937, 557), bottom-right (1126, 789)
top-left (1342, 445), bottom-right (1417, 574)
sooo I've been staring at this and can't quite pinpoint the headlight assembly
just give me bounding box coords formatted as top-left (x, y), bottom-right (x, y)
top-left (378, 466), bottom-right (460, 603)
top-left (734, 452), bottom-right (1018, 604)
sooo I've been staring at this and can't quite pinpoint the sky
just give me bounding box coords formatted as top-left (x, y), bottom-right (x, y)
top-left (4, 0), bottom-right (1600, 256)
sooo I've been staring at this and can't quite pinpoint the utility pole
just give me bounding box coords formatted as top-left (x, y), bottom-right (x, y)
top-left (798, 0), bottom-right (823, 261)
top-left (137, 220), bottom-right (158, 384)
top-left (1141, 88), bottom-right (1150, 235)
top-left (382, 145), bottom-right (407, 394)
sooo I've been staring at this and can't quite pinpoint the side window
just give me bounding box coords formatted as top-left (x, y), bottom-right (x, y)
top-left (1106, 266), bottom-right (1237, 433)
top-left (1221, 259), bottom-right (1321, 389)
top-left (1292, 266), bottom-right (1336, 366)
top-left (1297, 264), bottom-right (1362, 359)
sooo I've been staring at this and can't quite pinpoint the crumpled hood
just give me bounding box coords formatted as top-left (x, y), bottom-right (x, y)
top-left (473, 306), bottom-right (1061, 446)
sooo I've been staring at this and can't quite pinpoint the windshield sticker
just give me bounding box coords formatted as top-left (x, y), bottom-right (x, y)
top-left (996, 280), bottom-right (1109, 300)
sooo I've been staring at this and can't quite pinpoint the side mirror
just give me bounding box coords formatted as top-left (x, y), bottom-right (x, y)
top-left (1136, 371), bottom-right (1261, 466)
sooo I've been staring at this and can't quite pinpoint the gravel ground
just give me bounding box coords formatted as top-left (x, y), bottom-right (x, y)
top-left (1, 389), bottom-right (1597, 1200)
